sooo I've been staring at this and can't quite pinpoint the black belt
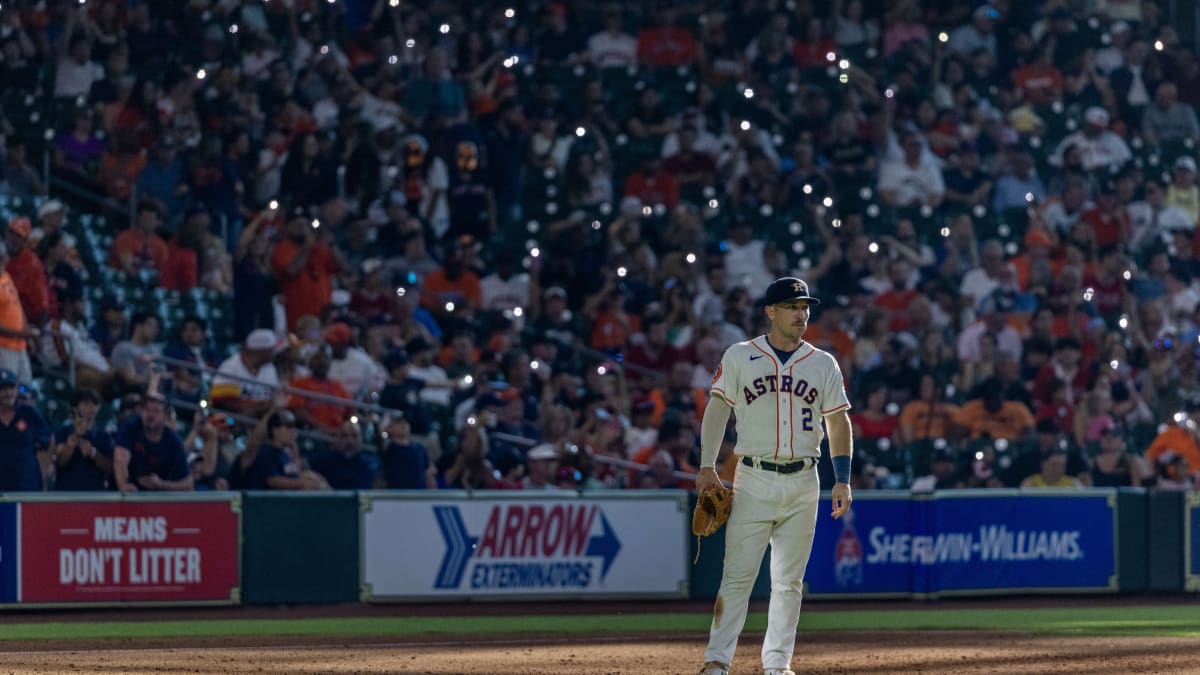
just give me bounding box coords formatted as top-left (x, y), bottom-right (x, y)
top-left (741, 456), bottom-right (818, 474)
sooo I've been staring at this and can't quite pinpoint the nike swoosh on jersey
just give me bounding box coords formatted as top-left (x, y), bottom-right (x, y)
top-left (749, 355), bottom-right (764, 361)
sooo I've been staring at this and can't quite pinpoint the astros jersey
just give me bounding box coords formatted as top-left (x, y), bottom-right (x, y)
top-left (710, 335), bottom-right (850, 461)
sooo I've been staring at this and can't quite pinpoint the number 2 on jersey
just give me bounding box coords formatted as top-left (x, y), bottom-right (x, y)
top-left (802, 408), bottom-right (813, 431)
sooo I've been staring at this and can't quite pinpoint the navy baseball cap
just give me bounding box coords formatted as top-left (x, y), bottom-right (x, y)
top-left (756, 277), bottom-right (821, 307)
top-left (0, 369), bottom-right (16, 386)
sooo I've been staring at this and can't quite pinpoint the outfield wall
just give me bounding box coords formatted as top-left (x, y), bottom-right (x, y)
top-left (0, 488), bottom-right (1190, 607)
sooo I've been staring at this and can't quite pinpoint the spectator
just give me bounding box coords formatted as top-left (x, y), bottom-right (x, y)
top-left (1141, 82), bottom-right (1199, 146)
top-left (833, 0), bottom-right (880, 50)
top-left (1089, 420), bottom-right (1142, 487)
top-left (663, 125), bottom-right (719, 196)
top-left (109, 200), bottom-right (169, 276)
top-left (379, 415), bottom-right (435, 489)
top-left (135, 138), bottom-right (187, 219)
top-left (1153, 451), bottom-right (1196, 490)
top-left (41, 232), bottom-right (83, 322)
top-left (1020, 447), bottom-right (1082, 488)
top-left (443, 421), bottom-right (495, 489)
top-left (899, 373), bottom-right (962, 443)
top-left (405, 336), bottom-right (453, 409)
top-left (523, 443), bottom-right (561, 490)
top-left (211, 329), bottom-right (282, 417)
top-left (51, 388), bottom-right (114, 491)
top-left (310, 421), bottom-right (378, 490)
top-left (0, 242), bottom-right (34, 386)
top-left (97, 129), bottom-right (147, 203)
top-left (1128, 179), bottom-right (1192, 255)
top-left (182, 412), bottom-right (224, 491)
top-left (5, 217), bottom-right (49, 326)
top-left (638, 448), bottom-right (679, 489)
top-left (588, 5), bottom-right (637, 69)
top-left (403, 49), bottom-right (467, 124)
top-left (851, 382), bottom-right (900, 443)
top-left (624, 156), bottom-right (680, 210)
top-left (421, 237), bottom-right (483, 317)
top-left (957, 288), bottom-right (1023, 362)
top-left (41, 289), bottom-right (112, 393)
top-left (54, 109), bottom-right (106, 187)
top-left (636, 8), bottom-right (698, 68)
top-left (271, 206), bottom-right (342, 331)
top-left (324, 322), bottom-right (386, 399)
top-left (113, 393), bottom-right (192, 493)
top-left (0, 368), bottom-right (51, 491)
top-left (948, 5), bottom-right (999, 58)
top-left (288, 344), bottom-right (352, 430)
top-left (1049, 106), bottom-right (1132, 171)
top-left (942, 144), bottom-right (993, 212)
top-left (242, 409), bottom-right (327, 490)
top-left (910, 449), bottom-right (964, 492)
top-left (280, 133), bottom-right (338, 210)
top-left (992, 150), bottom-right (1046, 212)
top-left (110, 311), bottom-right (161, 393)
top-left (1145, 405), bottom-right (1200, 477)
top-left (379, 348), bottom-right (435, 440)
top-left (1167, 156), bottom-right (1200, 224)
top-left (161, 315), bottom-right (216, 406)
top-left (954, 378), bottom-right (1035, 442)
top-left (1011, 36), bottom-right (1063, 105)
top-left (349, 259), bottom-right (394, 321)
top-left (54, 10), bottom-right (104, 98)
top-left (878, 131), bottom-right (944, 208)
top-left (1, 139), bottom-right (45, 199)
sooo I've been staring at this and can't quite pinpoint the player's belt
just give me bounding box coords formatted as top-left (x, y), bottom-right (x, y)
top-left (741, 456), bottom-right (818, 474)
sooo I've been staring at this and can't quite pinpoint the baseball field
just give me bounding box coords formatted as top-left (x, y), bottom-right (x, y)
top-left (0, 597), bottom-right (1196, 673)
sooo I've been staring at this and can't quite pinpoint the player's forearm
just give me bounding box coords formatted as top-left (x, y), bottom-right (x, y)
top-left (699, 395), bottom-right (732, 469)
top-left (825, 410), bottom-right (853, 458)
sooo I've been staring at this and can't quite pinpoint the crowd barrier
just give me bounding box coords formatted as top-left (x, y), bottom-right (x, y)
top-left (0, 489), bottom-right (1191, 608)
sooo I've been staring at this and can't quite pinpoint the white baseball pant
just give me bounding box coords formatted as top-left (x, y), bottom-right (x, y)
top-left (703, 462), bottom-right (820, 670)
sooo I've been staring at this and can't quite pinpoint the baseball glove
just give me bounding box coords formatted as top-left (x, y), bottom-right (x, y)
top-left (693, 485), bottom-right (733, 537)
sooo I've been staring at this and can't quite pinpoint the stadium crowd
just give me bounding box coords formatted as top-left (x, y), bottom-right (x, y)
top-left (0, 0), bottom-right (1199, 493)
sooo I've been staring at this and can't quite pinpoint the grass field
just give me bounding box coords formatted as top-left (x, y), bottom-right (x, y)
top-left (0, 605), bottom-right (1197, 641)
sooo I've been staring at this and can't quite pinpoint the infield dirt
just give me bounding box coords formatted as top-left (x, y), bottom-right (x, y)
top-left (0, 631), bottom-right (1198, 673)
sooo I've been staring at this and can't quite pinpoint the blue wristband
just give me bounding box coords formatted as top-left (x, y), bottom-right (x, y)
top-left (832, 455), bottom-right (851, 484)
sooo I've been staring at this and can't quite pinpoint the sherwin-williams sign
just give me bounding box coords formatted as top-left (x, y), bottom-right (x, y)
top-left (806, 490), bottom-right (1118, 597)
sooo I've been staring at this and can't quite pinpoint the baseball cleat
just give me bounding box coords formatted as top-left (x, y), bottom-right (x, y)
top-left (762, 669), bottom-right (796, 675)
top-left (698, 661), bottom-right (730, 675)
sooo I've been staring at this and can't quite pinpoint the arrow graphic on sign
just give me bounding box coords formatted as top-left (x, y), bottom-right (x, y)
top-left (586, 513), bottom-right (621, 580)
top-left (433, 506), bottom-right (478, 590)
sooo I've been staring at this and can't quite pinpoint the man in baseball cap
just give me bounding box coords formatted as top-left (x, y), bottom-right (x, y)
top-left (696, 273), bottom-right (850, 675)
top-left (754, 277), bottom-right (821, 307)
top-left (210, 329), bottom-right (282, 416)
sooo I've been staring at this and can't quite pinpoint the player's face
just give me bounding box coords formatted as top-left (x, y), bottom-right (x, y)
top-left (767, 300), bottom-right (811, 339)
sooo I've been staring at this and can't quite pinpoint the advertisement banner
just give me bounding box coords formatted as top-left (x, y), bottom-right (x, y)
top-left (0, 503), bottom-right (16, 603)
top-left (806, 490), bottom-right (1118, 597)
top-left (20, 498), bottom-right (241, 604)
top-left (362, 494), bottom-right (689, 599)
top-left (1188, 494), bottom-right (1200, 592)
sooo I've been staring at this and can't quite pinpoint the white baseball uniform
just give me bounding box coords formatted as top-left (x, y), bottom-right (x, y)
top-left (703, 334), bottom-right (850, 671)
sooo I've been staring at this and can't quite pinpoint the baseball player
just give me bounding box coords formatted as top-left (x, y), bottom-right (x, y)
top-left (696, 277), bottom-right (853, 675)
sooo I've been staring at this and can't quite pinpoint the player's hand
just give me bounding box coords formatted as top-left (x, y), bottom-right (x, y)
top-left (137, 474), bottom-right (164, 490)
top-left (831, 482), bottom-right (852, 519)
top-left (695, 467), bottom-right (724, 494)
top-left (119, 482), bottom-right (139, 494)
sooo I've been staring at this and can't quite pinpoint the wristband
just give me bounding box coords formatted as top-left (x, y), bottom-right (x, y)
top-left (832, 454), bottom-right (851, 484)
